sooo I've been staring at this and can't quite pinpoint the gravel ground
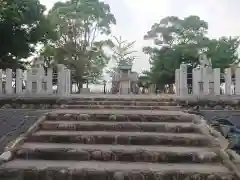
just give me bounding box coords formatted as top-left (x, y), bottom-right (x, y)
top-left (0, 109), bottom-right (49, 153)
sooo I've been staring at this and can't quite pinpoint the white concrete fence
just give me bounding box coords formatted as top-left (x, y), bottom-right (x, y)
top-left (175, 63), bottom-right (240, 97)
top-left (0, 64), bottom-right (71, 96)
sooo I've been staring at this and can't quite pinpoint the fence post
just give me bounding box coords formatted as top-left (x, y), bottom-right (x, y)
top-left (16, 69), bottom-right (23, 94)
top-left (36, 67), bottom-right (44, 94)
top-left (213, 68), bottom-right (220, 95)
top-left (236, 68), bottom-right (240, 95)
top-left (5, 69), bottom-right (12, 95)
top-left (192, 68), bottom-right (200, 95)
top-left (225, 68), bottom-right (232, 95)
top-left (179, 64), bottom-right (188, 96)
top-left (65, 69), bottom-right (71, 95)
top-left (47, 68), bottom-right (53, 94)
top-left (0, 69), bottom-right (2, 95)
top-left (203, 67), bottom-right (209, 95)
top-left (57, 64), bottom-right (66, 95)
top-left (26, 70), bottom-right (32, 93)
top-left (175, 69), bottom-right (180, 96)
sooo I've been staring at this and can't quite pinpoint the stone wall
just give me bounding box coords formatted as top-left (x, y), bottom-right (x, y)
top-left (175, 64), bottom-right (239, 97)
top-left (0, 64), bottom-right (71, 96)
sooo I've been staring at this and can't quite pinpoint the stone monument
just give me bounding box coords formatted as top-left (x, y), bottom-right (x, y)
top-left (111, 65), bottom-right (138, 94)
top-left (118, 65), bottom-right (131, 94)
top-left (199, 53), bottom-right (214, 95)
top-left (30, 56), bottom-right (45, 93)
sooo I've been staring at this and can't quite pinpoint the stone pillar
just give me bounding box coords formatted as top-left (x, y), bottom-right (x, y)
top-left (0, 69), bottom-right (2, 94)
top-left (213, 68), bottom-right (220, 95)
top-left (57, 64), bottom-right (66, 95)
top-left (225, 68), bottom-right (232, 95)
top-left (198, 67), bottom-right (204, 95)
top-left (203, 67), bottom-right (209, 95)
top-left (46, 68), bottom-right (53, 94)
top-left (235, 68), bottom-right (240, 95)
top-left (5, 69), bottom-right (13, 94)
top-left (36, 67), bottom-right (44, 94)
top-left (192, 68), bottom-right (200, 95)
top-left (26, 70), bottom-right (32, 93)
top-left (175, 69), bottom-right (180, 96)
top-left (179, 64), bottom-right (188, 96)
top-left (16, 69), bottom-right (23, 94)
top-left (65, 69), bottom-right (71, 95)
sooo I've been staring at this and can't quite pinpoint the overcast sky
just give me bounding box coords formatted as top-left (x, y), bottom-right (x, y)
top-left (40, 0), bottom-right (240, 73)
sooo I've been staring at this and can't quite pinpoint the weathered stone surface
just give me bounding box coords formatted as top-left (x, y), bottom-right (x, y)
top-left (67, 100), bottom-right (178, 106)
top-left (64, 104), bottom-right (181, 110)
top-left (25, 131), bottom-right (211, 146)
top-left (176, 97), bottom-right (240, 110)
top-left (16, 143), bottom-right (221, 163)
top-left (40, 121), bottom-right (200, 133)
top-left (2, 95), bottom-right (240, 110)
top-left (45, 109), bottom-right (192, 122)
top-left (0, 160), bottom-right (236, 180)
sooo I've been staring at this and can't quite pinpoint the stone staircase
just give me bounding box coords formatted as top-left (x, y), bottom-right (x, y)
top-left (0, 96), bottom-right (238, 180)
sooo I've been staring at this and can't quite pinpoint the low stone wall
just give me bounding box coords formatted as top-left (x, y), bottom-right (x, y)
top-left (1, 95), bottom-right (240, 110)
top-left (0, 95), bottom-right (175, 109)
top-left (176, 95), bottom-right (240, 110)
top-left (0, 97), bottom-right (66, 109)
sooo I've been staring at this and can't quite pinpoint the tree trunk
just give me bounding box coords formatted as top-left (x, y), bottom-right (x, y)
top-left (86, 81), bottom-right (89, 88)
top-left (76, 81), bottom-right (83, 93)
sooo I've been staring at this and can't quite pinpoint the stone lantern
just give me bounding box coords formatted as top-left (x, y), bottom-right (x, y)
top-left (30, 56), bottom-right (45, 93)
top-left (118, 65), bottom-right (132, 94)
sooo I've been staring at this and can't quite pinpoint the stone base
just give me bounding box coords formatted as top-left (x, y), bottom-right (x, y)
top-left (80, 88), bottom-right (90, 94)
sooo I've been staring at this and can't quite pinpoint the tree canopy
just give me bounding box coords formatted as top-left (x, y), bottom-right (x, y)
top-left (143, 15), bottom-right (240, 89)
top-left (41, 0), bottom-right (116, 90)
top-left (0, 0), bottom-right (56, 69)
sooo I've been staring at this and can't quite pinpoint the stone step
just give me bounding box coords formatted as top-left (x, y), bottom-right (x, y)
top-left (0, 160), bottom-right (234, 180)
top-left (41, 121), bottom-right (200, 133)
top-left (65, 96), bottom-right (174, 102)
top-left (66, 100), bottom-right (178, 106)
top-left (26, 131), bottom-right (211, 146)
top-left (63, 105), bottom-right (181, 110)
top-left (16, 143), bottom-right (221, 163)
top-left (46, 109), bottom-right (194, 122)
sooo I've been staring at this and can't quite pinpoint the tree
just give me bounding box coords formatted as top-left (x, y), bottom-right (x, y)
top-left (42, 0), bottom-right (116, 91)
top-left (143, 15), bottom-right (240, 89)
top-left (111, 36), bottom-right (136, 67)
top-left (107, 36), bottom-right (137, 77)
top-left (0, 0), bottom-right (56, 69)
top-left (206, 37), bottom-right (240, 70)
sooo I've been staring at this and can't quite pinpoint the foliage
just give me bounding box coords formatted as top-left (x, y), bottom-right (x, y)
top-left (143, 15), bottom-right (240, 88)
top-left (111, 36), bottom-right (136, 66)
top-left (0, 0), bottom-right (56, 69)
top-left (41, 0), bottom-right (116, 89)
top-left (206, 37), bottom-right (240, 70)
top-left (107, 36), bottom-right (137, 77)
